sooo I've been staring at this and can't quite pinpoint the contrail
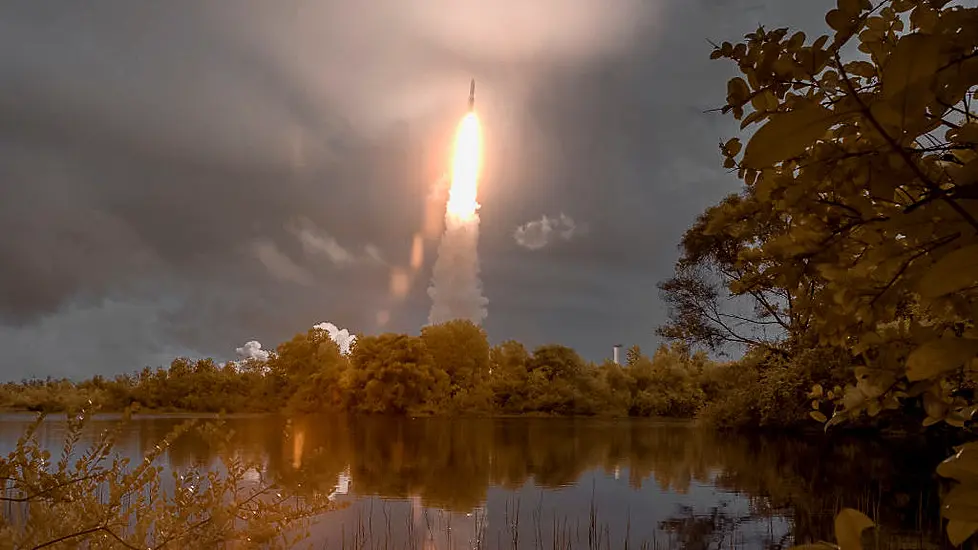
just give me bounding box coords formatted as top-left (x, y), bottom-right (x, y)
top-left (427, 82), bottom-right (488, 326)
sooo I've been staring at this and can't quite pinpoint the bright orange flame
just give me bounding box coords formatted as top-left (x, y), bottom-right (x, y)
top-left (445, 112), bottom-right (482, 221)
top-left (292, 424), bottom-right (305, 469)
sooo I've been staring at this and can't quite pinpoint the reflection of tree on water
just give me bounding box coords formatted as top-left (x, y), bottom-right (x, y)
top-left (658, 503), bottom-right (788, 550)
top-left (19, 415), bottom-right (946, 548)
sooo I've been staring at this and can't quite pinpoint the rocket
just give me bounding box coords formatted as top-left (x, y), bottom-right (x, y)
top-left (468, 79), bottom-right (475, 111)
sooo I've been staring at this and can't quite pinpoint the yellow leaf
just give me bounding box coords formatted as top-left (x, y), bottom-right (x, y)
top-left (834, 508), bottom-right (874, 550)
top-left (724, 137), bottom-right (743, 156)
top-left (946, 520), bottom-right (978, 547)
top-left (918, 244), bottom-right (978, 298)
top-left (907, 337), bottom-right (978, 381)
top-left (948, 158), bottom-right (978, 189)
top-left (811, 410), bottom-right (828, 423)
top-left (837, 0), bottom-right (861, 17)
top-left (937, 449), bottom-right (978, 485)
top-left (826, 9), bottom-right (851, 31)
top-left (727, 77), bottom-right (751, 105)
top-left (951, 123), bottom-right (978, 143)
top-left (923, 391), bottom-right (949, 420)
top-left (788, 32), bottom-right (806, 50)
top-left (845, 61), bottom-right (877, 78)
top-left (910, 5), bottom-right (939, 33)
top-left (881, 34), bottom-right (941, 101)
top-left (942, 485), bottom-right (978, 522)
top-left (742, 104), bottom-right (840, 169)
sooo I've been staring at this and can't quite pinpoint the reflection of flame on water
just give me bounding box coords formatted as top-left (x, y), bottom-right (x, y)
top-left (327, 468), bottom-right (352, 501)
top-left (243, 467), bottom-right (262, 484)
top-left (292, 425), bottom-right (305, 469)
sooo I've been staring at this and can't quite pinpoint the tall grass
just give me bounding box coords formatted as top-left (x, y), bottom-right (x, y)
top-left (327, 493), bottom-right (752, 550)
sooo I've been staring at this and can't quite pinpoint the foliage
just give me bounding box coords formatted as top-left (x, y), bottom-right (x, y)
top-left (420, 320), bottom-right (493, 412)
top-left (668, 0), bottom-right (978, 545)
top-left (0, 410), bottom-right (331, 548)
top-left (345, 333), bottom-right (450, 414)
top-left (272, 329), bottom-right (350, 414)
top-left (698, 346), bottom-right (855, 429)
top-left (936, 441), bottom-right (978, 546)
top-left (0, 325), bottom-right (725, 421)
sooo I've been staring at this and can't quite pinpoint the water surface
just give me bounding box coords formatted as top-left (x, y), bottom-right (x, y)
top-left (0, 414), bottom-right (947, 549)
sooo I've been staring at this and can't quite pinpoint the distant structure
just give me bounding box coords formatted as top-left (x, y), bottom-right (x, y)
top-left (613, 344), bottom-right (623, 365)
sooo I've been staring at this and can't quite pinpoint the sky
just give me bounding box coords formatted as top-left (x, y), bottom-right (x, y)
top-left (0, 0), bottom-right (834, 379)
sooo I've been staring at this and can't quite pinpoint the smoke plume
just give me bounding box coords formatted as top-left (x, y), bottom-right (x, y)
top-left (427, 212), bottom-right (489, 326)
top-left (235, 340), bottom-right (271, 362)
top-left (235, 320), bottom-right (355, 365)
top-left (312, 322), bottom-right (357, 355)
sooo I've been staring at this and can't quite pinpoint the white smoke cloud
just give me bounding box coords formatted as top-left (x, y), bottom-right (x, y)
top-left (312, 321), bottom-right (357, 355)
top-left (233, 320), bottom-right (353, 370)
top-left (428, 213), bottom-right (488, 326)
top-left (513, 213), bottom-right (580, 250)
top-left (235, 340), bottom-right (271, 362)
top-left (290, 217), bottom-right (384, 267)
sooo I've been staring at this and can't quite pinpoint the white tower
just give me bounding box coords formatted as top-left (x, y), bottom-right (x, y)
top-left (613, 344), bottom-right (622, 365)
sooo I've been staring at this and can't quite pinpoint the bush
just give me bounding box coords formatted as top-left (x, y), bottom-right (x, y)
top-left (0, 410), bottom-right (331, 548)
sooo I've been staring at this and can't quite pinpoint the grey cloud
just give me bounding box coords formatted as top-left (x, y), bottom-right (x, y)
top-left (251, 240), bottom-right (315, 287)
top-left (289, 217), bottom-right (386, 267)
top-left (513, 214), bottom-right (581, 250)
top-left (0, 0), bottom-right (834, 378)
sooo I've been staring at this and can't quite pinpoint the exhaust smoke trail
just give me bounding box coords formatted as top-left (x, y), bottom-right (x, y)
top-left (427, 111), bottom-right (488, 325)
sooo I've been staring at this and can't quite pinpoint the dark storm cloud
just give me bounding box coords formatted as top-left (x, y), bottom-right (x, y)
top-left (476, 0), bottom-right (835, 357)
top-left (0, 0), bottom-right (832, 378)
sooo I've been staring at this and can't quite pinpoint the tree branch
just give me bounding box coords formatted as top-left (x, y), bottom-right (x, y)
top-left (32, 525), bottom-right (140, 550)
top-left (0, 473), bottom-right (105, 503)
top-left (834, 52), bottom-right (978, 233)
top-left (869, 232), bottom-right (961, 305)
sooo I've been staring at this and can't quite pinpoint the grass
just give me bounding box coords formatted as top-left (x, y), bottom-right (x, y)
top-left (325, 490), bottom-right (773, 550)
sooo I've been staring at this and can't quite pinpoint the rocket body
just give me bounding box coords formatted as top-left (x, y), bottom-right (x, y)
top-left (468, 79), bottom-right (475, 111)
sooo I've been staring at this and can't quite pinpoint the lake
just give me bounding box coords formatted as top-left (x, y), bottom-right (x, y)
top-left (0, 414), bottom-right (951, 549)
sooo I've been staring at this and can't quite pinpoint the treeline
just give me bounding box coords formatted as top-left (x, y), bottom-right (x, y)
top-left (2, 318), bottom-right (965, 431)
top-left (1, 322), bottom-right (736, 421)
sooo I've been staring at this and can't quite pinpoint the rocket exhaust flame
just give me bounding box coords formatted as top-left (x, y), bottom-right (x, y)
top-left (427, 82), bottom-right (488, 326)
top-left (445, 112), bottom-right (482, 222)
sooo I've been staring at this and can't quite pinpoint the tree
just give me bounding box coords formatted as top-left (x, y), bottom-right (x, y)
top-left (658, 193), bottom-right (813, 356)
top-left (269, 328), bottom-right (350, 411)
top-left (528, 345), bottom-right (587, 382)
top-left (522, 345), bottom-right (592, 414)
top-left (420, 319), bottom-right (491, 395)
top-left (626, 345), bottom-right (644, 367)
top-left (489, 340), bottom-right (532, 412)
top-left (703, 0), bottom-right (978, 543)
top-left (346, 333), bottom-right (449, 414)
